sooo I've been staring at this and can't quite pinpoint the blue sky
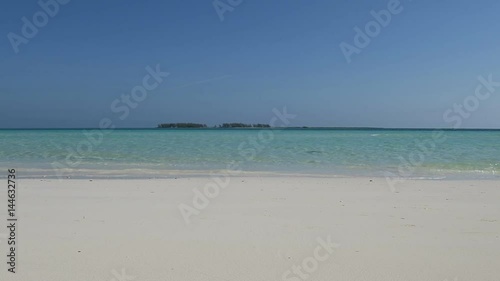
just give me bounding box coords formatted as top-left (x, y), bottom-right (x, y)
top-left (1, 0), bottom-right (499, 128)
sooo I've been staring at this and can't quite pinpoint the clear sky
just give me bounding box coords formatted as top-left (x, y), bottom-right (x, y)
top-left (1, 0), bottom-right (499, 128)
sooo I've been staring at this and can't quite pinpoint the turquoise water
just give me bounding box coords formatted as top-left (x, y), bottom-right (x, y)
top-left (0, 129), bottom-right (499, 179)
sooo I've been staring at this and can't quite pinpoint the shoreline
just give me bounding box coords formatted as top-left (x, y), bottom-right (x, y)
top-left (2, 166), bottom-right (499, 181)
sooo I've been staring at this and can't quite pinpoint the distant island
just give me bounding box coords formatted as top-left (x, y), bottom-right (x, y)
top-left (157, 123), bottom-right (271, 129)
top-left (152, 125), bottom-right (500, 130)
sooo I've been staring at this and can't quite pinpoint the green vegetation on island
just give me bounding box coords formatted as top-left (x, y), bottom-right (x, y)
top-left (157, 123), bottom-right (207, 128)
top-left (157, 123), bottom-right (271, 129)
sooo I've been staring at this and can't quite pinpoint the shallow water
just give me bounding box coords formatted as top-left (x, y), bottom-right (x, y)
top-left (0, 129), bottom-right (499, 179)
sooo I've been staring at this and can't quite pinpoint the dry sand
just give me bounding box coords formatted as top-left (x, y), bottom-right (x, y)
top-left (1, 176), bottom-right (499, 281)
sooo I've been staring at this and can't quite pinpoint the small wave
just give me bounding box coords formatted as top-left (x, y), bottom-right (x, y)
top-left (306, 150), bottom-right (323, 154)
top-left (403, 176), bottom-right (447, 180)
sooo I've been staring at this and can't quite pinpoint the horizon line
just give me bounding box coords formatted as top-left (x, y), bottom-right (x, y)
top-left (1, 127), bottom-right (500, 130)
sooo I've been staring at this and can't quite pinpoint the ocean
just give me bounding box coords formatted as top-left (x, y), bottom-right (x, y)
top-left (0, 129), bottom-right (499, 179)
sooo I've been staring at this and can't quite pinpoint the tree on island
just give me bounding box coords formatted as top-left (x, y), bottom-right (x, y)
top-left (157, 122), bottom-right (271, 128)
top-left (157, 123), bottom-right (207, 128)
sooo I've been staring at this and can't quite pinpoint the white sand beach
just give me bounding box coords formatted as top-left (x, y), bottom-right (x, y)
top-left (1, 176), bottom-right (499, 281)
